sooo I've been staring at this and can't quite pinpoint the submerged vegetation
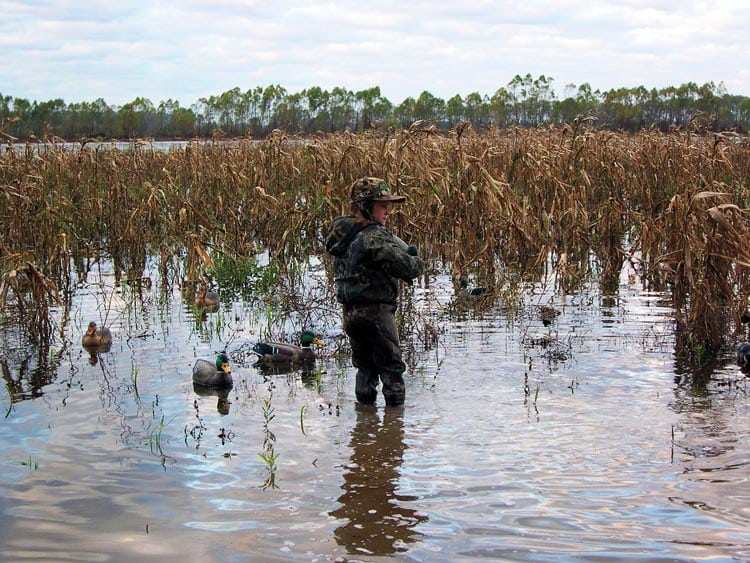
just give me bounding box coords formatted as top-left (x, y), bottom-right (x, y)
top-left (1, 122), bottom-right (750, 369)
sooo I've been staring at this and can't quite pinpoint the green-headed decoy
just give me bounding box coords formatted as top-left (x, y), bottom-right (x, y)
top-left (192, 352), bottom-right (233, 388)
top-left (253, 331), bottom-right (325, 365)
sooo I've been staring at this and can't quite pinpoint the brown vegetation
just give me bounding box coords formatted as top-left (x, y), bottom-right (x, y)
top-left (1, 124), bottom-right (750, 362)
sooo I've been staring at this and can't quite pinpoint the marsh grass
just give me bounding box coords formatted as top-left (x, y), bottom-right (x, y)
top-left (21, 455), bottom-right (39, 470)
top-left (2, 126), bottom-right (750, 364)
top-left (259, 388), bottom-right (279, 490)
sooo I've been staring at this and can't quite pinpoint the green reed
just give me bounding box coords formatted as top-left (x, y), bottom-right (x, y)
top-left (259, 387), bottom-right (279, 490)
top-left (21, 455), bottom-right (39, 470)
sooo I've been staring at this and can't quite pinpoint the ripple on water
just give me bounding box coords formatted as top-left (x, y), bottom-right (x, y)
top-left (2, 275), bottom-right (750, 561)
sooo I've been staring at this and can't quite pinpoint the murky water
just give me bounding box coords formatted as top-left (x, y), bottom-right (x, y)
top-left (1, 262), bottom-right (748, 562)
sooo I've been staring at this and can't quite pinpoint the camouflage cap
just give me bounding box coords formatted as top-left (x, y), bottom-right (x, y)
top-left (349, 177), bottom-right (406, 204)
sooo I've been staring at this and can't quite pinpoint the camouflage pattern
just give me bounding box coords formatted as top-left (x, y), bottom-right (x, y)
top-left (325, 212), bottom-right (423, 406)
top-left (344, 303), bottom-right (405, 405)
top-left (349, 177), bottom-right (406, 204)
top-left (325, 215), bottom-right (423, 306)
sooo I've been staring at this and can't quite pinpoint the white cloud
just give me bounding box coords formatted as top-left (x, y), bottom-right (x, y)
top-left (1, 0), bottom-right (748, 107)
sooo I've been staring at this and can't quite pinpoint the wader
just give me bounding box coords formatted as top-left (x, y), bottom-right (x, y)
top-left (343, 303), bottom-right (406, 406)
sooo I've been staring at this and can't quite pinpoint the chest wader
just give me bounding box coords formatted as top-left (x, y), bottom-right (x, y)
top-left (343, 303), bottom-right (406, 406)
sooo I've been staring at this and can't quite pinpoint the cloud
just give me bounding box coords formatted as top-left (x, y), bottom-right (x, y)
top-left (2, 0), bottom-right (748, 107)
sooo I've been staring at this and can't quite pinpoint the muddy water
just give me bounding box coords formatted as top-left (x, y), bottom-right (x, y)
top-left (0, 264), bottom-right (748, 562)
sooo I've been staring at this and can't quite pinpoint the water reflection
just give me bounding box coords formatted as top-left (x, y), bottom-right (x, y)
top-left (253, 362), bottom-right (322, 389)
top-left (192, 383), bottom-right (231, 415)
top-left (0, 338), bottom-right (58, 402)
top-left (330, 405), bottom-right (427, 556)
top-left (83, 341), bottom-right (112, 366)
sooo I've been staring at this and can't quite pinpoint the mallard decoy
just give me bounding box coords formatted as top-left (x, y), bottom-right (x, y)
top-left (82, 321), bottom-right (112, 349)
top-left (458, 276), bottom-right (486, 297)
top-left (253, 330), bottom-right (325, 365)
top-left (736, 343), bottom-right (750, 369)
top-left (192, 352), bottom-right (233, 388)
top-left (195, 287), bottom-right (220, 310)
top-left (540, 305), bottom-right (561, 326)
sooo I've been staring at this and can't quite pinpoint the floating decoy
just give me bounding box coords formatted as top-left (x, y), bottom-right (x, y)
top-left (736, 342), bottom-right (750, 369)
top-left (253, 331), bottom-right (325, 365)
top-left (195, 287), bottom-right (220, 310)
top-left (540, 305), bottom-right (561, 326)
top-left (82, 321), bottom-right (113, 349)
top-left (458, 276), bottom-right (486, 297)
top-left (192, 352), bottom-right (233, 388)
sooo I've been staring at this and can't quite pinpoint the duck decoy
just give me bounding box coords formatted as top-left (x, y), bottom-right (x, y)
top-left (82, 321), bottom-right (113, 350)
top-left (195, 287), bottom-right (220, 311)
top-left (736, 343), bottom-right (750, 369)
top-left (192, 352), bottom-right (233, 388)
top-left (253, 330), bottom-right (325, 365)
top-left (540, 305), bottom-right (561, 326)
top-left (458, 276), bottom-right (487, 297)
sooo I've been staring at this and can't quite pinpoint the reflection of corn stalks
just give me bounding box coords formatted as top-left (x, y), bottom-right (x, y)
top-left (0, 264), bottom-right (62, 343)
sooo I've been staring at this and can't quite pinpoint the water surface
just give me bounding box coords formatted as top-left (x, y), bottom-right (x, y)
top-left (0, 265), bottom-right (748, 562)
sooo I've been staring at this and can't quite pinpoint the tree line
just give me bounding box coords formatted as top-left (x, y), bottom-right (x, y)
top-left (2, 73), bottom-right (749, 141)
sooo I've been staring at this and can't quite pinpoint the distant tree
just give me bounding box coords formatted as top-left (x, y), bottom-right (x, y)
top-left (119, 97), bottom-right (156, 138)
top-left (2, 76), bottom-right (749, 139)
top-left (488, 87), bottom-right (513, 127)
top-left (507, 73), bottom-right (557, 126)
top-left (329, 86), bottom-right (355, 131)
top-left (413, 91), bottom-right (446, 125)
top-left (738, 97), bottom-right (750, 130)
top-left (29, 98), bottom-right (66, 138)
top-left (353, 86), bottom-right (392, 130)
top-left (0, 93), bottom-right (11, 120)
top-left (303, 86), bottom-right (329, 132)
top-left (275, 90), bottom-right (306, 132)
top-left (243, 86), bottom-right (264, 135)
top-left (445, 94), bottom-right (464, 128)
top-left (10, 97), bottom-right (32, 137)
top-left (156, 99), bottom-right (195, 138)
top-left (62, 98), bottom-right (117, 138)
top-left (394, 97), bottom-right (417, 128)
top-left (599, 87), bottom-right (646, 131)
top-left (552, 83), bottom-right (599, 124)
top-left (260, 84), bottom-right (288, 133)
top-left (466, 92), bottom-right (489, 129)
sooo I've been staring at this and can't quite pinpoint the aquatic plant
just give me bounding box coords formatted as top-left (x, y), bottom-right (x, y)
top-left (148, 414), bottom-right (175, 459)
top-left (259, 389), bottom-right (279, 489)
top-left (21, 455), bottom-right (39, 470)
top-left (131, 366), bottom-right (140, 402)
top-left (3, 382), bottom-right (12, 418)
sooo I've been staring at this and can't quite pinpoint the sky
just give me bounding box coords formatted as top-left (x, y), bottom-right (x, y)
top-left (2, 0), bottom-right (749, 109)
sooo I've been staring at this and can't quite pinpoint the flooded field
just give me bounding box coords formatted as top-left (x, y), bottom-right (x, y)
top-left (0, 260), bottom-right (748, 562)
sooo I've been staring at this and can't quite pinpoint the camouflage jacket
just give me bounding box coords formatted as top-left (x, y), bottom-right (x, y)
top-left (325, 215), bottom-right (424, 306)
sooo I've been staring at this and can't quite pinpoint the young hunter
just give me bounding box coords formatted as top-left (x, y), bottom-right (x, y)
top-left (325, 177), bottom-right (424, 407)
